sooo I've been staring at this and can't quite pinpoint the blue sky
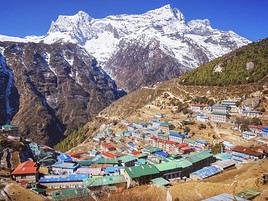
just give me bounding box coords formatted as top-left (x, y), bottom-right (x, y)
top-left (0, 0), bottom-right (267, 41)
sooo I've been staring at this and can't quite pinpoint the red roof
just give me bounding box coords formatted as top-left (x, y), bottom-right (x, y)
top-left (67, 151), bottom-right (84, 157)
top-left (181, 146), bottom-right (193, 151)
top-left (232, 146), bottom-right (264, 157)
top-left (102, 143), bottom-right (114, 148)
top-left (154, 138), bottom-right (178, 145)
top-left (176, 143), bottom-right (188, 148)
top-left (165, 140), bottom-right (177, 145)
top-left (102, 151), bottom-right (117, 158)
top-left (131, 151), bottom-right (142, 155)
top-left (248, 125), bottom-right (265, 130)
top-left (12, 161), bottom-right (37, 175)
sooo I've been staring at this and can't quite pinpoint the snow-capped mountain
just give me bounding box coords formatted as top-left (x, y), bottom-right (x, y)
top-left (0, 4), bottom-right (250, 91)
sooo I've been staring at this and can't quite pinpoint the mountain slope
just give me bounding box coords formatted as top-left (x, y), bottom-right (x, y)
top-left (0, 42), bottom-right (123, 146)
top-left (57, 39), bottom-right (268, 151)
top-left (180, 38), bottom-right (268, 86)
top-left (6, 4), bottom-right (249, 91)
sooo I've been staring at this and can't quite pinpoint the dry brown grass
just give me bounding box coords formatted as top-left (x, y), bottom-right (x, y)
top-left (100, 185), bottom-right (167, 201)
top-left (4, 183), bottom-right (46, 201)
top-left (170, 160), bottom-right (268, 201)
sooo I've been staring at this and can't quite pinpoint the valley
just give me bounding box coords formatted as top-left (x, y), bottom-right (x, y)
top-left (0, 3), bottom-right (267, 201)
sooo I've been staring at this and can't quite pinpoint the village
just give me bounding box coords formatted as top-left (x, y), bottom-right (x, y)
top-left (0, 96), bottom-right (268, 201)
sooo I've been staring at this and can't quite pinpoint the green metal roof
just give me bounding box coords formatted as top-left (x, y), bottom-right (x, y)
top-left (151, 177), bottom-right (170, 187)
top-left (52, 188), bottom-right (89, 200)
top-left (95, 158), bottom-right (118, 164)
top-left (176, 158), bottom-right (193, 168)
top-left (160, 122), bottom-right (172, 127)
top-left (215, 153), bottom-right (232, 160)
top-left (136, 153), bottom-right (148, 159)
top-left (125, 164), bottom-right (159, 179)
top-left (1, 124), bottom-right (17, 129)
top-left (77, 160), bottom-right (93, 166)
top-left (83, 175), bottom-right (126, 187)
top-left (144, 146), bottom-right (162, 153)
top-left (211, 111), bottom-right (228, 115)
top-left (155, 159), bottom-right (192, 172)
top-left (118, 155), bottom-right (137, 163)
top-left (187, 152), bottom-right (213, 163)
top-left (236, 189), bottom-right (261, 200)
top-left (184, 139), bottom-right (196, 145)
top-left (137, 158), bottom-right (147, 165)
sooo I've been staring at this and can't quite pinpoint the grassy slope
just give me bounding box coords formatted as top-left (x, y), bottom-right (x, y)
top-left (180, 38), bottom-right (268, 86)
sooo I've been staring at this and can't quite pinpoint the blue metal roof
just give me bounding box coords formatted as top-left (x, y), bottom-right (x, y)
top-left (191, 166), bottom-right (222, 179)
top-left (196, 139), bottom-right (208, 144)
top-left (154, 151), bottom-right (169, 158)
top-left (128, 142), bottom-right (136, 147)
top-left (52, 162), bottom-right (79, 169)
top-left (104, 166), bottom-right (124, 174)
top-left (204, 193), bottom-right (248, 201)
top-left (169, 133), bottom-right (185, 138)
top-left (57, 153), bottom-right (73, 162)
top-left (262, 127), bottom-right (268, 133)
top-left (39, 174), bottom-right (89, 183)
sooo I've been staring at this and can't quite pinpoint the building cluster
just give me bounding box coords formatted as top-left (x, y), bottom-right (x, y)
top-left (191, 99), bottom-right (263, 123)
top-left (191, 100), bottom-right (268, 143)
top-left (5, 107), bottom-right (268, 200)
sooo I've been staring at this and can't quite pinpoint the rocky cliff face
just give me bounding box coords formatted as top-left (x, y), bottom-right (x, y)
top-left (105, 37), bottom-right (191, 91)
top-left (0, 42), bottom-right (123, 145)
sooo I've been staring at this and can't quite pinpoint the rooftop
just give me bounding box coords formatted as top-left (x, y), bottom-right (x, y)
top-left (151, 177), bottom-right (170, 187)
top-left (211, 111), bottom-right (228, 116)
top-left (39, 174), bottom-right (89, 183)
top-left (203, 193), bottom-right (248, 201)
top-left (52, 162), bottom-right (79, 169)
top-left (118, 155), bottom-right (137, 163)
top-left (187, 152), bottom-right (213, 163)
top-left (125, 164), bottom-right (159, 178)
top-left (83, 175), bottom-right (126, 187)
top-left (12, 160), bottom-right (37, 175)
top-left (155, 159), bottom-right (192, 172)
top-left (95, 157), bottom-right (119, 164)
top-left (232, 146), bottom-right (264, 157)
top-left (191, 165), bottom-right (222, 179)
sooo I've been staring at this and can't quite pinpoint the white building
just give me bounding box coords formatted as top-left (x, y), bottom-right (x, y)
top-left (242, 131), bottom-right (257, 140)
top-left (190, 104), bottom-right (206, 112)
top-left (221, 100), bottom-right (239, 113)
top-left (210, 112), bottom-right (228, 123)
top-left (241, 109), bottom-right (262, 118)
top-left (212, 104), bottom-right (230, 113)
top-left (196, 113), bottom-right (209, 122)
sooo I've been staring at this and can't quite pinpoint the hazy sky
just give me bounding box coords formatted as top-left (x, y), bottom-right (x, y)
top-left (0, 0), bottom-right (267, 41)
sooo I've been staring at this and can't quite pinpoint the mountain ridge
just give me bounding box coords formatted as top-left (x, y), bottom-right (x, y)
top-left (0, 5), bottom-right (250, 91)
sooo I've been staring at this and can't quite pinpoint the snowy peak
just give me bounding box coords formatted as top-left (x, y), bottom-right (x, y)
top-left (48, 11), bottom-right (93, 33)
top-left (45, 11), bottom-right (95, 45)
top-left (0, 4), bottom-right (250, 78)
top-left (144, 4), bottom-right (185, 22)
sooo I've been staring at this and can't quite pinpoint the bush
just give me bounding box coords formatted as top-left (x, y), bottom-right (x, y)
top-left (182, 108), bottom-right (191, 115)
top-left (211, 143), bottom-right (224, 154)
top-left (250, 117), bottom-right (262, 125)
top-left (198, 124), bottom-right (207, 130)
top-left (184, 127), bottom-right (190, 133)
